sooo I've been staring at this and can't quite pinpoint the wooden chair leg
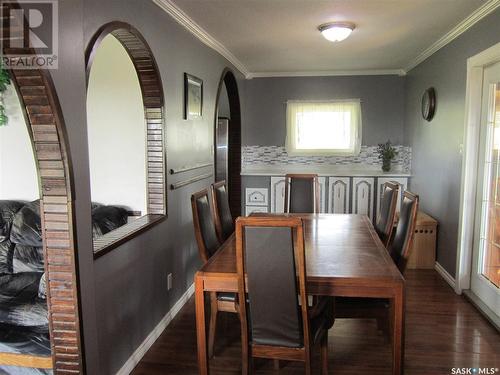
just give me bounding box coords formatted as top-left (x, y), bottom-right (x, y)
top-left (321, 334), bottom-right (328, 375)
top-left (305, 355), bottom-right (311, 375)
top-left (273, 359), bottom-right (280, 370)
top-left (208, 293), bottom-right (218, 358)
top-left (240, 319), bottom-right (250, 375)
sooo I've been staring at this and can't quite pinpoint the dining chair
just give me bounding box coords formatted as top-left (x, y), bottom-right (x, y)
top-left (388, 190), bottom-right (420, 273)
top-left (191, 188), bottom-right (237, 358)
top-left (284, 174), bottom-right (320, 213)
top-left (235, 216), bottom-right (333, 375)
top-left (210, 180), bottom-right (235, 243)
top-left (374, 181), bottom-right (399, 247)
top-left (334, 191), bottom-right (419, 336)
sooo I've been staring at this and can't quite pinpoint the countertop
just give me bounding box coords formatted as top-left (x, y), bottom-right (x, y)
top-left (241, 164), bottom-right (411, 177)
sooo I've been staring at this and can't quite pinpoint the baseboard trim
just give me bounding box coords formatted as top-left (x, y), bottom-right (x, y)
top-left (115, 283), bottom-right (195, 375)
top-left (434, 262), bottom-right (457, 292)
top-left (462, 290), bottom-right (500, 331)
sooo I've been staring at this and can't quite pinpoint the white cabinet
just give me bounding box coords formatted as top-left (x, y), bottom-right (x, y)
top-left (270, 176), bottom-right (326, 213)
top-left (245, 205), bottom-right (269, 216)
top-left (245, 188), bottom-right (269, 216)
top-left (328, 177), bottom-right (350, 214)
top-left (376, 177), bottom-right (408, 215)
top-left (271, 177), bottom-right (286, 213)
top-left (352, 177), bottom-right (375, 220)
top-left (245, 188), bottom-right (268, 206)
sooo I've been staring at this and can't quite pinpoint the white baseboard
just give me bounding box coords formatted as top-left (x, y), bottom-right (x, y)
top-left (116, 283), bottom-right (195, 375)
top-left (434, 262), bottom-right (457, 292)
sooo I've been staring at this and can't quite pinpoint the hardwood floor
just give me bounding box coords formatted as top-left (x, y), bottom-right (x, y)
top-left (131, 270), bottom-right (499, 374)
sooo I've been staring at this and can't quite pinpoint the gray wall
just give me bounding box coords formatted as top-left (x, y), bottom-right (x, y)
top-left (50, 1), bottom-right (244, 373)
top-left (404, 9), bottom-right (500, 277)
top-left (243, 75), bottom-right (406, 146)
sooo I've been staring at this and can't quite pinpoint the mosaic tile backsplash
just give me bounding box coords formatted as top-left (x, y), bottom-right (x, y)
top-left (242, 145), bottom-right (412, 172)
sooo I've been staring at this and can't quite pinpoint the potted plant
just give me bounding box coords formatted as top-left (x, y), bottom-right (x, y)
top-left (377, 140), bottom-right (398, 172)
top-left (0, 65), bottom-right (11, 126)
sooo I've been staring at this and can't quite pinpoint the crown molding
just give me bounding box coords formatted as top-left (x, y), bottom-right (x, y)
top-left (247, 69), bottom-right (406, 79)
top-left (152, 0), bottom-right (250, 78)
top-left (404, 0), bottom-right (500, 73)
top-left (154, 0), bottom-right (499, 79)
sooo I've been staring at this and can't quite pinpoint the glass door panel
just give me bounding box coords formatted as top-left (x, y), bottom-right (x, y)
top-left (472, 61), bottom-right (500, 315)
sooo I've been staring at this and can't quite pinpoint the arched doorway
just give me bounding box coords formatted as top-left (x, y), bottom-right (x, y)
top-left (0, 2), bottom-right (83, 373)
top-left (214, 69), bottom-right (241, 216)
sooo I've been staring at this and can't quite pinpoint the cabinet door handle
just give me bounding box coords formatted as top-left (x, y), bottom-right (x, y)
top-left (338, 189), bottom-right (340, 198)
top-left (362, 189), bottom-right (365, 199)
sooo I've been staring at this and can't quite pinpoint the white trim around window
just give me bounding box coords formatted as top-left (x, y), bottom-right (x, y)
top-left (285, 99), bottom-right (362, 156)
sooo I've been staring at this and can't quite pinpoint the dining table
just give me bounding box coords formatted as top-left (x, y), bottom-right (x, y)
top-left (194, 213), bottom-right (405, 375)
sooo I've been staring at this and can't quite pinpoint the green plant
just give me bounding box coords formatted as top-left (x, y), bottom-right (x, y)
top-left (377, 140), bottom-right (398, 172)
top-left (0, 65), bottom-right (11, 126)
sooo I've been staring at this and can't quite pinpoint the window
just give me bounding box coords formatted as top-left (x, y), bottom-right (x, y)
top-left (285, 100), bottom-right (362, 156)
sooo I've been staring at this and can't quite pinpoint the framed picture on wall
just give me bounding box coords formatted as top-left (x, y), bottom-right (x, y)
top-left (184, 73), bottom-right (203, 119)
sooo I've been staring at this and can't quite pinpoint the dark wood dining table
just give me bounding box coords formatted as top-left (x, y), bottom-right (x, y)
top-left (194, 214), bottom-right (405, 375)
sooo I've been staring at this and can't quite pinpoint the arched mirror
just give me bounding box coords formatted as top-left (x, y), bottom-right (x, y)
top-left (86, 23), bottom-right (166, 257)
top-left (214, 69), bottom-right (241, 216)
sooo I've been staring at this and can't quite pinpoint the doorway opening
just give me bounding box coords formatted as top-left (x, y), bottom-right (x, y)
top-left (458, 42), bottom-right (500, 328)
top-left (214, 69), bottom-right (241, 216)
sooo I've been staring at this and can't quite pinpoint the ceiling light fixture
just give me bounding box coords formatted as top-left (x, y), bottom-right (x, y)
top-left (318, 22), bottom-right (355, 42)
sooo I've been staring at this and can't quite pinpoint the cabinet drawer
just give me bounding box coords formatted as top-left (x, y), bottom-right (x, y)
top-left (245, 205), bottom-right (269, 216)
top-left (245, 188), bottom-right (269, 206)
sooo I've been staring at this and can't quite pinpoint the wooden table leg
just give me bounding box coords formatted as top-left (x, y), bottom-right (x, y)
top-left (195, 274), bottom-right (209, 375)
top-left (392, 284), bottom-right (405, 375)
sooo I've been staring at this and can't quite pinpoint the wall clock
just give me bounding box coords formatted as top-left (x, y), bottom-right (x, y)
top-left (421, 87), bottom-right (436, 122)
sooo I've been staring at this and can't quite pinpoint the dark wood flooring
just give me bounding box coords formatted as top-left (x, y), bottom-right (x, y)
top-left (131, 270), bottom-right (499, 374)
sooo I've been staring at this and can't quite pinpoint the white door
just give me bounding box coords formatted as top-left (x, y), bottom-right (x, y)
top-left (376, 177), bottom-right (408, 216)
top-left (352, 177), bottom-right (374, 221)
top-left (328, 177), bottom-right (350, 213)
top-left (472, 60), bottom-right (500, 314)
top-left (270, 176), bottom-right (326, 213)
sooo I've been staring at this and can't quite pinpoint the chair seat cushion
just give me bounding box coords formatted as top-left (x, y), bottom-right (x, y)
top-left (217, 292), bottom-right (236, 303)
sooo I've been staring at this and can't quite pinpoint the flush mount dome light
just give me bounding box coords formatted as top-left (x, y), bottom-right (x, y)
top-left (318, 22), bottom-right (355, 42)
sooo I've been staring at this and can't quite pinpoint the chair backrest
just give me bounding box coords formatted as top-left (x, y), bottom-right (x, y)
top-left (211, 180), bottom-right (234, 243)
top-left (389, 191), bottom-right (419, 274)
top-left (375, 181), bottom-right (399, 247)
top-left (191, 189), bottom-right (221, 263)
top-left (236, 216), bottom-right (310, 350)
top-left (284, 174), bottom-right (320, 213)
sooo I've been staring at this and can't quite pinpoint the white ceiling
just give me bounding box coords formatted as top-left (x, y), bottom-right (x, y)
top-left (166, 0), bottom-right (496, 77)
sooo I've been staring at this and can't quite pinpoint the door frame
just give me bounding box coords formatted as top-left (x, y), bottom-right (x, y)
top-left (213, 68), bottom-right (242, 216)
top-left (457, 41), bottom-right (500, 295)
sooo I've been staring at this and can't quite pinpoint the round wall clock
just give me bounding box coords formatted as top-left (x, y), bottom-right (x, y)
top-left (421, 87), bottom-right (436, 122)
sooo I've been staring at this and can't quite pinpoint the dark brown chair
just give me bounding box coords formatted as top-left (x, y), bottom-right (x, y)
top-left (375, 181), bottom-right (399, 247)
top-left (389, 191), bottom-right (420, 273)
top-left (236, 216), bottom-right (333, 374)
top-left (335, 191), bottom-right (419, 336)
top-left (210, 180), bottom-right (235, 243)
top-left (191, 189), bottom-right (237, 358)
top-left (284, 174), bottom-right (320, 213)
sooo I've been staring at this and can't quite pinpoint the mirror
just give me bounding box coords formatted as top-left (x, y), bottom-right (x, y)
top-left (0, 82), bottom-right (53, 371)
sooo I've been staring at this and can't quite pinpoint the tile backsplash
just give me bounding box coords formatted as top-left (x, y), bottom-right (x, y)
top-left (242, 145), bottom-right (412, 172)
